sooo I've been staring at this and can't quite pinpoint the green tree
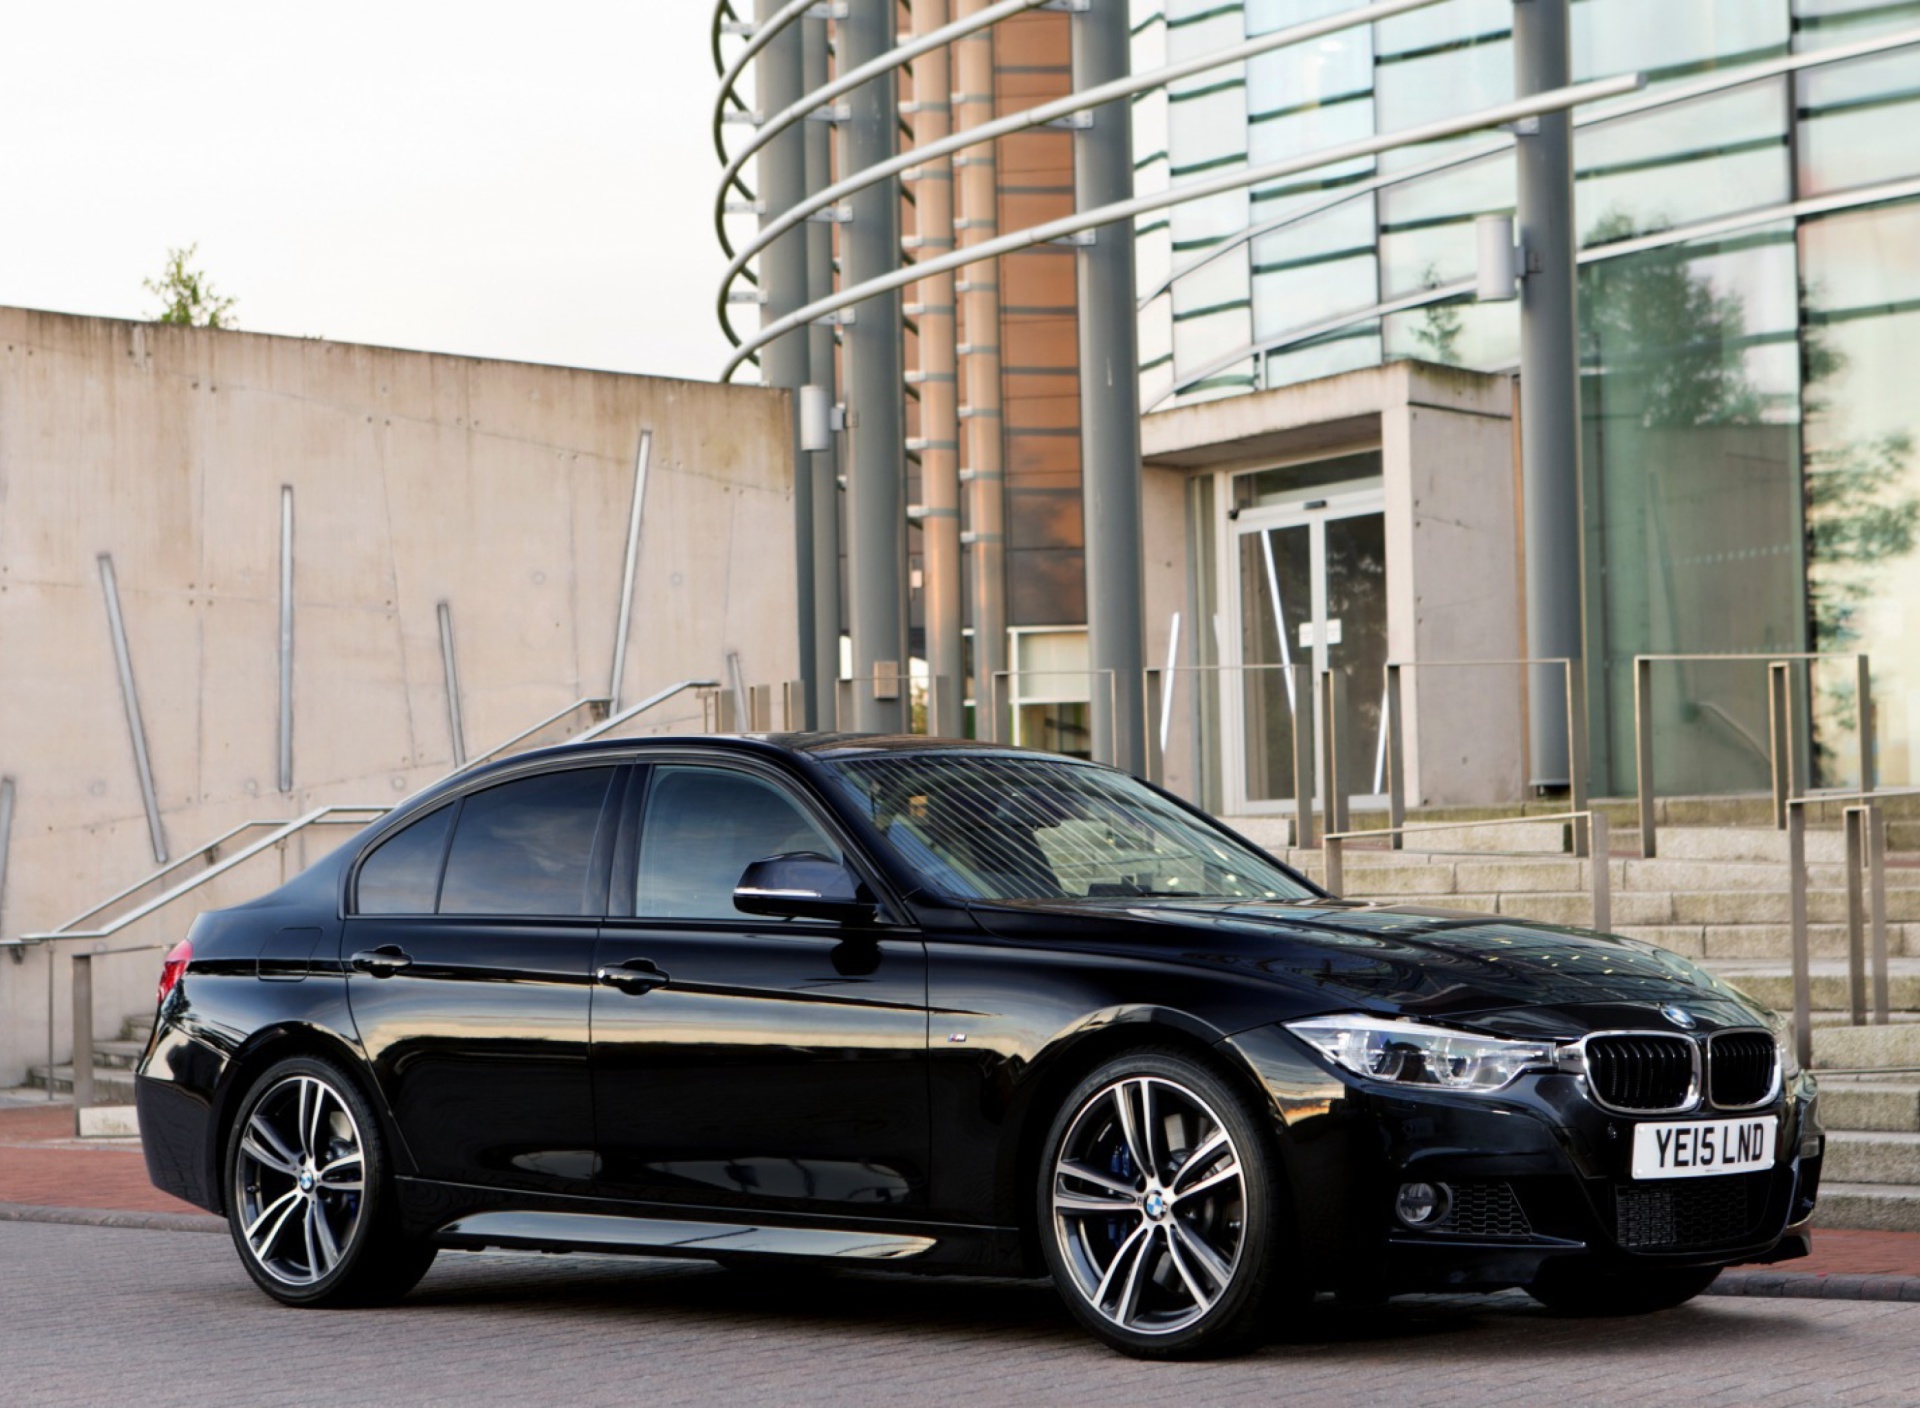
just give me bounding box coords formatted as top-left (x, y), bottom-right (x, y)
top-left (1410, 262), bottom-right (1464, 366)
top-left (144, 244), bottom-right (237, 328)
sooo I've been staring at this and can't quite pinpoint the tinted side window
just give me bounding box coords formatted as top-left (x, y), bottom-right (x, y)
top-left (357, 803), bottom-right (455, 914)
top-left (439, 768), bottom-right (617, 917)
top-left (636, 767), bottom-right (840, 920)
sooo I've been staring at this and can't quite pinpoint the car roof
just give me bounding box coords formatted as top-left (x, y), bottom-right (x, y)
top-left (468, 730), bottom-right (1038, 776)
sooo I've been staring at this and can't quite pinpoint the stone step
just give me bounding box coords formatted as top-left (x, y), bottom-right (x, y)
top-left (1823, 1131), bottom-right (1920, 1185)
top-left (1815, 1078), bottom-right (1920, 1134)
top-left (1812, 1182), bottom-right (1920, 1233)
top-left (1811, 1022), bottom-right (1920, 1070)
top-left (1656, 826), bottom-right (1850, 865)
top-left (25, 1064), bottom-right (137, 1103)
top-left (92, 1040), bottom-right (147, 1072)
top-left (1696, 924), bottom-right (1920, 962)
top-left (119, 1014), bottom-right (154, 1045)
top-left (1705, 964), bottom-right (1920, 1014)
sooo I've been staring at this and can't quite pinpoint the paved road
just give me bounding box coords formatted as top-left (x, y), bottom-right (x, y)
top-left (4, 1221), bottom-right (1918, 1407)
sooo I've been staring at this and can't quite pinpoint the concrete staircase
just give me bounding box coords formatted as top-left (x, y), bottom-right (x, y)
top-left (1230, 807), bottom-right (1920, 1234)
top-left (25, 1012), bottom-right (153, 1106)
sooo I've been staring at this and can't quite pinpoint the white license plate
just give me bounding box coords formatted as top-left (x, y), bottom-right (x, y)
top-left (1631, 1115), bottom-right (1777, 1180)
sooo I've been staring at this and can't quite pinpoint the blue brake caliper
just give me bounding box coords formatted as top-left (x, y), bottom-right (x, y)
top-left (1106, 1139), bottom-right (1135, 1250)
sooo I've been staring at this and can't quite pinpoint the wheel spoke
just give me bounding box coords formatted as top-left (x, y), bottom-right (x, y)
top-left (1054, 1188), bottom-right (1141, 1216)
top-left (1162, 1223), bottom-right (1216, 1313)
top-left (302, 1080), bottom-right (329, 1160)
top-left (1171, 1128), bottom-right (1229, 1191)
top-left (1112, 1081), bottom-right (1153, 1184)
top-left (1058, 1159), bottom-right (1138, 1198)
top-left (246, 1187), bottom-right (303, 1258)
top-left (1091, 1221), bottom-right (1151, 1316)
top-left (1171, 1158), bottom-right (1241, 1205)
top-left (316, 1151), bottom-right (363, 1192)
top-left (241, 1125), bottom-right (299, 1177)
top-left (308, 1199), bottom-right (341, 1275)
top-left (1171, 1215), bottom-right (1235, 1290)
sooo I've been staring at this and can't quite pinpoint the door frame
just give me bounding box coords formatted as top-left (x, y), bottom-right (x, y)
top-left (1217, 469), bottom-right (1387, 818)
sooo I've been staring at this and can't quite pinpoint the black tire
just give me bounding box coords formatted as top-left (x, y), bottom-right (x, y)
top-left (1526, 1261), bottom-right (1721, 1316)
top-left (223, 1054), bottom-right (436, 1307)
top-left (1036, 1048), bottom-right (1297, 1359)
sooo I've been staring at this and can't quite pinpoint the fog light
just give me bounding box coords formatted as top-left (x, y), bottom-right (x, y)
top-left (1396, 1181), bottom-right (1451, 1227)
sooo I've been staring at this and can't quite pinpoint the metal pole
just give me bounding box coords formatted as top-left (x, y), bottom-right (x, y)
top-left (756, 0), bottom-right (817, 725)
top-left (72, 952), bottom-right (93, 1116)
top-left (609, 429), bottom-right (653, 711)
top-left (1788, 804), bottom-right (1813, 1072)
top-left (1072, 0), bottom-right (1147, 777)
top-left (437, 602), bottom-right (467, 767)
top-left (98, 554), bottom-right (168, 864)
top-left (278, 486), bottom-right (295, 794)
top-left (1844, 805), bottom-right (1867, 1026)
top-left (1565, 659), bottom-right (1590, 857)
top-left (910, 0), bottom-right (964, 738)
top-left (0, 777), bottom-right (14, 941)
top-left (804, 14), bottom-right (842, 729)
top-left (1325, 832), bottom-right (1344, 897)
top-left (1514, 0), bottom-right (1583, 791)
top-left (1857, 652), bottom-right (1876, 792)
top-left (955, 0), bottom-right (1008, 734)
top-left (1589, 809), bottom-right (1611, 933)
top-left (841, 0), bottom-right (908, 733)
top-left (1869, 801), bottom-right (1890, 1024)
top-left (1634, 655), bottom-right (1655, 857)
top-left (1320, 668), bottom-right (1350, 838)
top-left (1386, 663), bottom-right (1406, 851)
top-left (1291, 662), bottom-right (1317, 849)
top-left (1768, 660), bottom-right (1791, 829)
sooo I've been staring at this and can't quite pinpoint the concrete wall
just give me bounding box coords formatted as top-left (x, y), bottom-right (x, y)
top-left (0, 308), bottom-right (795, 1085)
top-left (1141, 359), bottom-right (1524, 817)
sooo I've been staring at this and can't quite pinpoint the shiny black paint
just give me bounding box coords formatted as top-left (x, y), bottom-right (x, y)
top-left (135, 733), bottom-right (1818, 1295)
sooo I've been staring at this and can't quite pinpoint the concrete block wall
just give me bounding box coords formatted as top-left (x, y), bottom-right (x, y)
top-left (0, 308), bottom-right (797, 1084)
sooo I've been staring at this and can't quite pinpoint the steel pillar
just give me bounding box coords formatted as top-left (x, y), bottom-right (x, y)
top-left (804, 15), bottom-right (842, 728)
top-left (840, 0), bottom-right (909, 732)
top-left (954, 1), bottom-right (1008, 732)
top-left (911, 0), bottom-right (964, 736)
top-left (755, 0), bottom-right (817, 725)
top-left (1072, 0), bottom-right (1147, 775)
top-left (1514, 0), bottom-right (1583, 790)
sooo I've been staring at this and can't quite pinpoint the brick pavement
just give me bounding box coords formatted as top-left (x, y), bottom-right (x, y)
top-left (3, 1220), bottom-right (1919, 1408)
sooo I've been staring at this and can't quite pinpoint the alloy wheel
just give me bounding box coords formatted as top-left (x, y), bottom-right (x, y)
top-left (233, 1074), bottom-right (366, 1287)
top-left (1050, 1075), bottom-right (1247, 1336)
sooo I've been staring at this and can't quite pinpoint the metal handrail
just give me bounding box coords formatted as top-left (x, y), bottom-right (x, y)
top-left (1632, 651), bottom-right (1872, 859)
top-left (710, 0), bottom-right (1453, 346)
top-left (720, 72), bottom-right (1641, 378)
top-left (1136, 23), bottom-right (1920, 312)
top-left (1322, 809), bottom-right (1612, 934)
top-left (69, 943), bottom-right (163, 1120)
top-left (573, 678), bottom-right (723, 743)
top-left (454, 695), bottom-right (613, 773)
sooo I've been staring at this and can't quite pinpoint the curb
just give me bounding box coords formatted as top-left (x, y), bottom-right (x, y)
top-left (1709, 1269), bottom-right (1920, 1303)
top-left (0, 1202), bottom-right (225, 1234)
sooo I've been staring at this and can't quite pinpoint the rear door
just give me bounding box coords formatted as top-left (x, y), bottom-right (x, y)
top-left (344, 763), bottom-right (623, 1195)
top-left (590, 759), bottom-right (931, 1215)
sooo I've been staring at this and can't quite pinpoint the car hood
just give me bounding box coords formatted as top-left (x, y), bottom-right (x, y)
top-left (963, 895), bottom-right (1768, 1032)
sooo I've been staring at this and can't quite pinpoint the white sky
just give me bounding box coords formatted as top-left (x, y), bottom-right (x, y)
top-left (0, 1), bottom-right (740, 380)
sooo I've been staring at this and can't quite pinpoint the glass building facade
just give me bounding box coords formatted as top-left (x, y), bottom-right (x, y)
top-left (1130, 0), bottom-right (1920, 794)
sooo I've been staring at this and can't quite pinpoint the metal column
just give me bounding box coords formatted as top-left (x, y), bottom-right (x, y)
top-left (954, 0), bottom-right (1008, 734)
top-left (1514, 0), bottom-right (1583, 790)
top-left (805, 14), bottom-right (842, 727)
top-left (840, 0), bottom-right (909, 732)
top-left (1072, 0), bottom-right (1148, 775)
top-left (910, 0), bottom-right (964, 736)
top-left (756, 0), bottom-right (817, 722)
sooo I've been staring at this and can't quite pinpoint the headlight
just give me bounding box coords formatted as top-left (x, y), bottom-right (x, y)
top-left (1767, 1010), bottom-right (1802, 1080)
top-left (1286, 1014), bottom-right (1557, 1093)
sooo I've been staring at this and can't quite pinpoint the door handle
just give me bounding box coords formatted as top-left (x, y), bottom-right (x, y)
top-left (595, 959), bottom-right (669, 996)
top-left (349, 945), bottom-right (413, 978)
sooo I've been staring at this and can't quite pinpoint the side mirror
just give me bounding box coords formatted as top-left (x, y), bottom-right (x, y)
top-left (734, 852), bottom-right (878, 925)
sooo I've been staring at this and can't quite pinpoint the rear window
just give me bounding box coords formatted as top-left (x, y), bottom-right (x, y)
top-left (436, 768), bottom-right (617, 917)
top-left (356, 803), bottom-right (454, 914)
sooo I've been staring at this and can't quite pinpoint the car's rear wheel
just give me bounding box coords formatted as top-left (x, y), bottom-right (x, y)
top-left (1037, 1050), bottom-right (1293, 1359)
top-left (1526, 1261), bottom-right (1721, 1315)
top-left (225, 1054), bottom-right (435, 1307)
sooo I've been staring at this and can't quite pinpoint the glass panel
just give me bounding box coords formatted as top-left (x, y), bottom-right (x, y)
top-left (1324, 512), bottom-right (1390, 798)
top-left (356, 803), bottom-right (454, 915)
top-left (1238, 523), bottom-right (1313, 802)
top-left (1018, 703), bottom-right (1093, 759)
top-left (438, 769), bottom-right (615, 917)
top-left (636, 767), bottom-right (841, 920)
top-left (1233, 449), bottom-right (1384, 510)
top-left (1801, 198), bottom-right (1920, 786)
top-left (1571, 0), bottom-right (1788, 81)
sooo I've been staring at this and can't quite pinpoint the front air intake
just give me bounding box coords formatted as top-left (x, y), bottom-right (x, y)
top-left (1583, 1034), bottom-right (1695, 1113)
top-left (1708, 1030), bottom-right (1778, 1110)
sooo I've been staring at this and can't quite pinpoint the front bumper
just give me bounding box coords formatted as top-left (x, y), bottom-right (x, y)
top-left (1225, 1026), bottom-right (1822, 1295)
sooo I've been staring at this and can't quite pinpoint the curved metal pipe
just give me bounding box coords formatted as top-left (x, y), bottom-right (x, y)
top-left (712, 0), bottom-right (820, 166)
top-left (721, 72), bottom-right (1644, 379)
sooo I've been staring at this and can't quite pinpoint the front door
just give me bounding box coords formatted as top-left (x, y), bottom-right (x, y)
top-left (590, 761), bottom-right (930, 1215)
top-left (1223, 467), bottom-right (1389, 816)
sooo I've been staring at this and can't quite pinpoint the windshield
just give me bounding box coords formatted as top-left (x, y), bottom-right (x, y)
top-left (822, 752), bottom-right (1316, 904)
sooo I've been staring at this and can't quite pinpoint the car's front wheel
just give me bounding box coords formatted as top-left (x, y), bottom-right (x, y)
top-left (1037, 1050), bottom-right (1294, 1359)
top-left (225, 1054), bottom-right (435, 1307)
top-left (1526, 1261), bottom-right (1721, 1315)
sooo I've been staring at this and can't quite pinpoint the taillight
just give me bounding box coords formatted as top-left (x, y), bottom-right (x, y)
top-left (158, 939), bottom-right (192, 1005)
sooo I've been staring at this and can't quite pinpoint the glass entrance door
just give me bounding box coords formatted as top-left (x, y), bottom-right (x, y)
top-left (1224, 481), bottom-right (1388, 816)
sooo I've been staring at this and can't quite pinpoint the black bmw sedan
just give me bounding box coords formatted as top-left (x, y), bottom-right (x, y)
top-left (134, 734), bottom-right (1820, 1357)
